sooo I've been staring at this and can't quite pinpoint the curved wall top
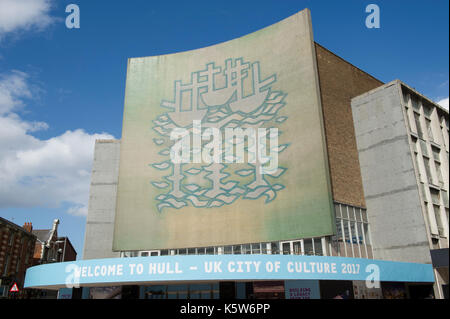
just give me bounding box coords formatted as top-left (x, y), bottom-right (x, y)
top-left (113, 9), bottom-right (335, 252)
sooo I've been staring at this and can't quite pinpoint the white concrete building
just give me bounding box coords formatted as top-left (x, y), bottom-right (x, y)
top-left (352, 80), bottom-right (449, 299)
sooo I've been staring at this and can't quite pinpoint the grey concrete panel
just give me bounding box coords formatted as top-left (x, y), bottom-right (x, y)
top-left (352, 82), bottom-right (431, 264)
top-left (82, 140), bottom-right (121, 260)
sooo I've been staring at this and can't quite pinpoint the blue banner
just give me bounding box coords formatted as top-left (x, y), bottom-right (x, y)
top-left (24, 255), bottom-right (434, 289)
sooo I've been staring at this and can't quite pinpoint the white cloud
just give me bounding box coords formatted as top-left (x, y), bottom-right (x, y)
top-left (0, 70), bottom-right (31, 114)
top-left (0, 0), bottom-right (56, 40)
top-left (0, 70), bottom-right (115, 216)
top-left (437, 97), bottom-right (449, 111)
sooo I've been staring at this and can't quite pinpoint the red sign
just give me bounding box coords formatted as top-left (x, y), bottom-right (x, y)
top-left (9, 283), bottom-right (19, 293)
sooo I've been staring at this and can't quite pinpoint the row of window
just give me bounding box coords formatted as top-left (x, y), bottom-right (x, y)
top-left (411, 131), bottom-right (450, 239)
top-left (135, 238), bottom-right (326, 258)
top-left (413, 136), bottom-right (447, 188)
top-left (334, 218), bottom-right (370, 245)
top-left (404, 90), bottom-right (449, 149)
top-left (1, 231), bottom-right (34, 277)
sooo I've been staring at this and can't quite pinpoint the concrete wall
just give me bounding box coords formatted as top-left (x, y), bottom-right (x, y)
top-left (351, 82), bottom-right (431, 263)
top-left (315, 43), bottom-right (384, 208)
top-left (83, 140), bottom-right (121, 260)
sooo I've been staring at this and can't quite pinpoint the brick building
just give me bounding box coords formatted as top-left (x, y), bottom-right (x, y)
top-left (0, 217), bottom-right (36, 298)
top-left (55, 237), bottom-right (77, 262)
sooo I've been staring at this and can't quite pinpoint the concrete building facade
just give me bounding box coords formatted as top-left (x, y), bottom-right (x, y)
top-left (83, 140), bottom-right (121, 260)
top-left (351, 80), bottom-right (449, 299)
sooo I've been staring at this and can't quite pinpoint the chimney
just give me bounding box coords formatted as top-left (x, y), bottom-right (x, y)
top-left (23, 222), bottom-right (33, 233)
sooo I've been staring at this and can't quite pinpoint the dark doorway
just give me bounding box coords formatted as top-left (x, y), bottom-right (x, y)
top-left (121, 285), bottom-right (140, 299)
top-left (319, 280), bottom-right (354, 299)
top-left (408, 284), bottom-right (434, 299)
top-left (443, 284), bottom-right (449, 299)
top-left (381, 282), bottom-right (407, 299)
top-left (219, 282), bottom-right (236, 299)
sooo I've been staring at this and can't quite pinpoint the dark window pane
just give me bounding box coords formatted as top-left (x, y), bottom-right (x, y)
top-left (270, 242), bottom-right (279, 254)
top-left (314, 238), bottom-right (323, 256)
top-left (304, 239), bottom-right (313, 255)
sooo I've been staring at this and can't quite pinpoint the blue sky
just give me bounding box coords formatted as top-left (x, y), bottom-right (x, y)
top-left (0, 0), bottom-right (448, 258)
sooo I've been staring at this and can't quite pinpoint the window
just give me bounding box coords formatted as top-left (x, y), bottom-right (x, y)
top-left (363, 224), bottom-right (371, 245)
top-left (8, 233), bottom-right (14, 246)
top-left (434, 205), bottom-right (444, 236)
top-left (205, 247), bottom-right (214, 255)
top-left (425, 118), bottom-right (434, 142)
top-left (223, 246), bottom-right (232, 255)
top-left (423, 104), bottom-right (433, 118)
top-left (415, 153), bottom-right (425, 183)
top-left (334, 204), bottom-right (341, 218)
top-left (423, 157), bottom-right (433, 184)
top-left (232, 245), bottom-right (241, 254)
top-left (141, 252), bottom-right (149, 257)
top-left (241, 244), bottom-right (251, 255)
top-left (350, 221), bottom-right (358, 244)
top-left (3, 254), bottom-right (9, 276)
top-left (261, 243), bottom-right (268, 254)
top-left (16, 256), bottom-right (21, 272)
top-left (25, 243), bottom-right (29, 265)
top-left (420, 140), bottom-right (429, 157)
top-left (414, 113), bottom-right (424, 139)
top-left (430, 188), bottom-right (440, 205)
top-left (282, 242), bottom-right (291, 255)
top-left (355, 209), bottom-right (362, 222)
top-left (435, 162), bottom-right (444, 186)
top-left (293, 241), bottom-right (302, 255)
top-left (411, 95), bottom-right (420, 111)
top-left (402, 91), bottom-right (409, 106)
top-left (420, 182), bottom-right (427, 200)
top-left (187, 248), bottom-right (196, 255)
top-left (361, 209), bottom-right (368, 222)
top-left (432, 146), bottom-right (440, 161)
top-left (446, 209), bottom-right (449, 230)
top-left (270, 242), bottom-right (279, 255)
top-left (160, 250), bottom-right (169, 256)
top-left (411, 136), bottom-right (418, 152)
top-left (357, 222), bottom-right (365, 244)
top-left (314, 238), bottom-right (323, 256)
top-left (251, 243), bottom-right (261, 254)
top-left (344, 221), bottom-right (351, 244)
top-left (341, 206), bottom-right (349, 219)
top-left (336, 218), bottom-right (343, 241)
top-left (304, 239), bottom-right (313, 255)
top-left (442, 191), bottom-right (449, 208)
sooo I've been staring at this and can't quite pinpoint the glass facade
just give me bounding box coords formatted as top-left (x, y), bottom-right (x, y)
top-left (332, 203), bottom-right (372, 258)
